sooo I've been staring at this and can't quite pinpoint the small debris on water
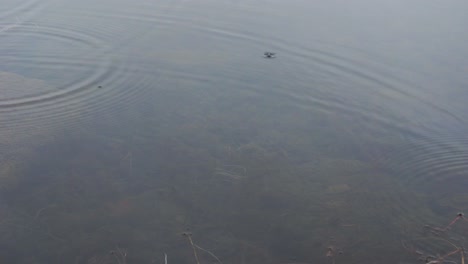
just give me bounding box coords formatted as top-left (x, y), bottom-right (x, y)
top-left (264, 52), bottom-right (276, 58)
top-left (98, 85), bottom-right (102, 88)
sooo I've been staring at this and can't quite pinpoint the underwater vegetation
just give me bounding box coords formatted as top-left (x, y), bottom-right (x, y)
top-left (402, 213), bottom-right (468, 264)
top-left (2, 132), bottom-right (466, 264)
top-left (0, 90), bottom-right (467, 264)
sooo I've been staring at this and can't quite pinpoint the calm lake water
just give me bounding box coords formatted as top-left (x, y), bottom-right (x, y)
top-left (1, 0), bottom-right (468, 263)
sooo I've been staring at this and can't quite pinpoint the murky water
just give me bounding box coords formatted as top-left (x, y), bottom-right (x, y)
top-left (1, 0), bottom-right (468, 263)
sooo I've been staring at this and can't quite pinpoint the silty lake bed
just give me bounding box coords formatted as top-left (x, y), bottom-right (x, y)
top-left (1, 0), bottom-right (468, 263)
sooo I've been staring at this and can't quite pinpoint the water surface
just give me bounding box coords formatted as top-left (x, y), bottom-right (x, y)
top-left (1, 0), bottom-right (468, 263)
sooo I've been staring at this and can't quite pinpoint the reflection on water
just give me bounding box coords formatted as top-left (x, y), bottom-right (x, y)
top-left (1, 0), bottom-right (468, 263)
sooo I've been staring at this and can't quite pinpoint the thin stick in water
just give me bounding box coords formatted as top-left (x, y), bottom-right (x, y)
top-left (194, 244), bottom-right (222, 264)
top-left (183, 232), bottom-right (201, 264)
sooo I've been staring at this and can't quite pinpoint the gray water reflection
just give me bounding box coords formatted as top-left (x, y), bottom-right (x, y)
top-left (1, 0), bottom-right (468, 263)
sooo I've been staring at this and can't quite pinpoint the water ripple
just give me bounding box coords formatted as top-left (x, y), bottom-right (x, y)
top-left (0, 25), bottom-right (111, 108)
top-left (390, 135), bottom-right (468, 188)
top-left (0, 0), bottom-right (42, 20)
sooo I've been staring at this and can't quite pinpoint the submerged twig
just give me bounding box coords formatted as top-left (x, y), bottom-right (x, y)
top-left (326, 246), bottom-right (336, 264)
top-left (183, 232), bottom-right (201, 264)
top-left (214, 165), bottom-right (246, 181)
top-left (110, 246), bottom-right (127, 264)
top-left (461, 247), bottom-right (465, 264)
top-left (194, 244), bottom-right (222, 264)
top-left (427, 213), bottom-right (466, 233)
top-left (406, 212), bottom-right (468, 264)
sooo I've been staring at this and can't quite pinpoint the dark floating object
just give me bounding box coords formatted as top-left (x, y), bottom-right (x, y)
top-left (181, 231), bottom-right (193, 237)
top-left (98, 85), bottom-right (102, 88)
top-left (264, 52), bottom-right (276, 58)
